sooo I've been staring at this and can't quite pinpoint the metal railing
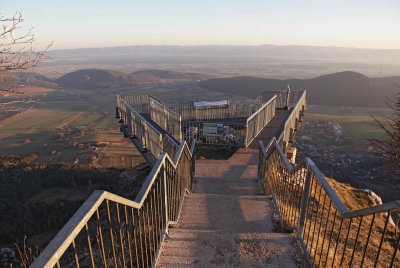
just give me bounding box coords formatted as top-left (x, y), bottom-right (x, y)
top-left (277, 91), bottom-right (306, 152)
top-left (261, 90), bottom-right (305, 109)
top-left (245, 95), bottom-right (277, 147)
top-left (31, 138), bottom-right (196, 268)
top-left (150, 98), bottom-right (182, 142)
top-left (167, 100), bottom-right (261, 121)
top-left (258, 89), bottom-right (399, 267)
top-left (259, 138), bottom-right (400, 267)
top-left (117, 96), bottom-right (164, 159)
top-left (118, 95), bottom-right (164, 114)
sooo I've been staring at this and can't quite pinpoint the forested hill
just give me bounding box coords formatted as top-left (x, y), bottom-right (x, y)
top-left (56, 69), bottom-right (208, 89)
top-left (199, 71), bottom-right (400, 107)
top-left (0, 69), bottom-right (208, 90)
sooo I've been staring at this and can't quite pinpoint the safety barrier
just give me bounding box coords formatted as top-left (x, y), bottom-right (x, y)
top-left (117, 96), bottom-right (164, 159)
top-left (31, 137), bottom-right (195, 268)
top-left (166, 100), bottom-right (260, 121)
top-left (150, 98), bottom-right (182, 142)
top-left (277, 91), bottom-right (306, 152)
top-left (259, 139), bottom-right (400, 267)
top-left (245, 95), bottom-right (277, 147)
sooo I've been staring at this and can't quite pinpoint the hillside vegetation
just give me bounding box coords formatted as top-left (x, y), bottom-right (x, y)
top-left (0, 72), bottom-right (57, 89)
top-left (199, 71), bottom-right (400, 107)
top-left (1, 69), bottom-right (208, 90)
top-left (0, 154), bottom-right (148, 247)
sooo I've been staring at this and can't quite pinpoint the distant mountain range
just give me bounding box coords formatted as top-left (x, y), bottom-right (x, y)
top-left (42, 45), bottom-right (400, 79)
top-left (1, 69), bottom-right (399, 107)
top-left (199, 71), bottom-right (400, 107)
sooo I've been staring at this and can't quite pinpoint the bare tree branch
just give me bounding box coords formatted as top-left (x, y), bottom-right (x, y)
top-left (370, 89), bottom-right (400, 182)
top-left (0, 12), bottom-right (52, 96)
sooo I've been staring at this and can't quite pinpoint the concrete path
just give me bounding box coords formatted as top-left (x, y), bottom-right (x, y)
top-left (157, 148), bottom-right (305, 267)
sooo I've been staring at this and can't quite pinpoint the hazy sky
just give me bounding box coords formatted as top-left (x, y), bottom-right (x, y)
top-left (3, 0), bottom-right (400, 50)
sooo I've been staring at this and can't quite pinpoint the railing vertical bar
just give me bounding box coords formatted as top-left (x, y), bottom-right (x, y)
top-left (106, 200), bottom-right (118, 268)
top-left (309, 182), bottom-right (324, 259)
top-left (145, 202), bottom-right (153, 267)
top-left (322, 209), bottom-right (337, 268)
top-left (124, 206), bottom-right (133, 268)
top-left (316, 200), bottom-right (332, 267)
top-left (282, 168), bottom-right (291, 225)
top-left (168, 164), bottom-right (172, 221)
top-left (71, 239), bottom-right (80, 268)
top-left (116, 203), bottom-right (127, 268)
top-left (84, 223), bottom-right (95, 268)
top-left (339, 218), bottom-right (353, 267)
top-left (298, 166), bottom-right (307, 225)
top-left (96, 209), bottom-right (107, 268)
top-left (131, 208), bottom-right (140, 268)
top-left (157, 177), bottom-right (164, 236)
top-left (138, 209), bottom-right (146, 268)
top-left (349, 216), bottom-right (363, 267)
top-left (389, 229), bottom-right (400, 268)
top-left (374, 210), bottom-right (391, 268)
top-left (149, 190), bottom-right (157, 258)
top-left (286, 168), bottom-right (296, 226)
top-left (331, 217), bottom-right (344, 268)
top-left (360, 213), bottom-right (375, 268)
top-left (173, 168), bottom-right (178, 220)
top-left (312, 191), bottom-right (328, 263)
top-left (305, 175), bottom-right (316, 244)
top-left (305, 176), bottom-right (317, 249)
top-left (299, 167), bottom-right (312, 237)
top-left (290, 168), bottom-right (299, 226)
top-left (153, 185), bottom-right (159, 250)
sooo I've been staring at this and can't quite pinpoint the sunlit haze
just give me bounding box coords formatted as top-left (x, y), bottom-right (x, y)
top-left (3, 0), bottom-right (400, 50)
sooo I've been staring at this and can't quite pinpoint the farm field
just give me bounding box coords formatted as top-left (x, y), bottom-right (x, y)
top-left (305, 105), bottom-right (388, 147)
top-left (0, 82), bottom-right (231, 164)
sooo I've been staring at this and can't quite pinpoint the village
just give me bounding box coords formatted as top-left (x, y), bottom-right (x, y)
top-left (293, 120), bottom-right (387, 182)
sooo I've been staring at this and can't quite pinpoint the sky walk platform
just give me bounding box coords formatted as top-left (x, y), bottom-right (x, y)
top-left (247, 109), bottom-right (291, 149)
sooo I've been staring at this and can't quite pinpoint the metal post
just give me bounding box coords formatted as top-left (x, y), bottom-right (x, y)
top-left (298, 166), bottom-right (312, 236)
top-left (161, 164), bottom-right (169, 233)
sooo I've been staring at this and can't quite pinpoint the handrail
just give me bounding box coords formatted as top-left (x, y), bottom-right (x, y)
top-left (118, 95), bottom-right (178, 161)
top-left (32, 138), bottom-right (195, 268)
top-left (246, 95), bottom-right (277, 122)
top-left (277, 90), bottom-right (306, 151)
top-left (151, 98), bottom-right (181, 118)
top-left (259, 137), bottom-right (400, 267)
top-left (259, 89), bottom-right (399, 267)
top-left (150, 98), bottom-right (182, 142)
top-left (118, 95), bottom-right (163, 136)
top-left (261, 136), bottom-right (400, 219)
top-left (245, 95), bottom-right (277, 147)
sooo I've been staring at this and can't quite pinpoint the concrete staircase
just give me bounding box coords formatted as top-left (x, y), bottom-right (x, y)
top-left (157, 148), bottom-right (306, 267)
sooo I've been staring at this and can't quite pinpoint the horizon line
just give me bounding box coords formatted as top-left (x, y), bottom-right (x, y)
top-left (48, 43), bottom-right (400, 52)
